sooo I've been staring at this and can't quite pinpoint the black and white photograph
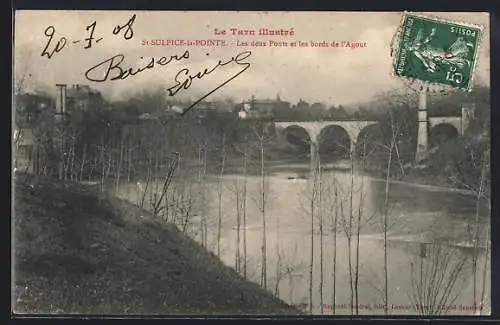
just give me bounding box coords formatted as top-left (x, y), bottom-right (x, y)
top-left (12, 11), bottom-right (491, 316)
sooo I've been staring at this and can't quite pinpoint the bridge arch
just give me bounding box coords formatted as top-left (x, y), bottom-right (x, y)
top-left (280, 124), bottom-right (314, 159)
top-left (281, 124), bottom-right (313, 143)
top-left (428, 123), bottom-right (459, 149)
top-left (275, 121), bottom-right (378, 144)
top-left (318, 125), bottom-right (351, 162)
top-left (428, 117), bottom-right (462, 135)
top-left (355, 123), bottom-right (384, 158)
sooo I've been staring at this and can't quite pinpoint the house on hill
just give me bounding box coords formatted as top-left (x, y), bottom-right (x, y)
top-left (236, 95), bottom-right (291, 119)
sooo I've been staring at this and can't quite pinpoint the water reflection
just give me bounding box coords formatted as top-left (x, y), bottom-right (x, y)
top-left (116, 165), bottom-right (490, 315)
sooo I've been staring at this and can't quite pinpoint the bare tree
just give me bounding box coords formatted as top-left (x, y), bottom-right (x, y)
top-left (274, 192), bottom-right (282, 298)
top-left (97, 136), bottom-right (108, 192)
top-left (151, 153), bottom-right (180, 218)
top-left (293, 159), bottom-right (318, 314)
top-left (176, 183), bottom-right (196, 234)
top-left (308, 149), bottom-right (319, 314)
top-left (126, 138), bottom-right (132, 183)
top-left (471, 152), bottom-right (489, 310)
top-left (242, 140), bottom-right (249, 279)
top-left (250, 122), bottom-right (272, 290)
top-left (138, 151), bottom-right (152, 209)
top-left (408, 242), bottom-right (468, 315)
top-left (196, 139), bottom-right (210, 249)
top-left (53, 120), bottom-right (70, 181)
top-left (331, 186), bottom-right (339, 315)
top-left (479, 219), bottom-right (490, 315)
top-left (311, 135), bottom-right (369, 316)
top-left (228, 177), bottom-right (243, 274)
top-left (274, 248), bottom-right (282, 298)
top-left (353, 139), bottom-right (369, 315)
top-left (216, 132), bottom-right (227, 258)
top-left (258, 130), bottom-right (268, 290)
top-left (115, 133), bottom-right (125, 192)
top-left (318, 161), bottom-right (324, 315)
top-left (450, 148), bottom-right (490, 311)
top-left (375, 107), bottom-right (401, 315)
top-left (61, 126), bottom-right (77, 181)
top-left (271, 241), bottom-right (309, 307)
top-left (229, 127), bottom-right (250, 278)
top-left (235, 182), bottom-right (242, 274)
top-left (333, 140), bottom-right (357, 315)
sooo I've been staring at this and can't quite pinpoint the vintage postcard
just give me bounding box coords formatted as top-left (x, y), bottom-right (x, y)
top-left (12, 11), bottom-right (491, 316)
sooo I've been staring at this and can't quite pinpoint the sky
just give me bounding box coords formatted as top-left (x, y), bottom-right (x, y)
top-left (13, 11), bottom-right (490, 107)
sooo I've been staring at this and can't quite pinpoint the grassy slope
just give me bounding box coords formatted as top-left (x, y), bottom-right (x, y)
top-left (12, 173), bottom-right (299, 315)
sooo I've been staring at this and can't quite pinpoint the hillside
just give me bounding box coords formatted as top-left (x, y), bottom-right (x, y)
top-left (12, 173), bottom-right (300, 315)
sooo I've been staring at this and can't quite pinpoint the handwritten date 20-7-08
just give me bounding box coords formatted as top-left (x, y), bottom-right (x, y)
top-left (40, 14), bottom-right (136, 59)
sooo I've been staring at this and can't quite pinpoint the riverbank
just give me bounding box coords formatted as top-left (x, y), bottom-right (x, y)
top-left (265, 159), bottom-right (475, 195)
top-left (12, 172), bottom-right (300, 315)
top-left (111, 156), bottom-right (476, 197)
top-left (348, 160), bottom-right (477, 195)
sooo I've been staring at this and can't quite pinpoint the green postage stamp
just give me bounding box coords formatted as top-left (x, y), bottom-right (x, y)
top-left (392, 12), bottom-right (483, 91)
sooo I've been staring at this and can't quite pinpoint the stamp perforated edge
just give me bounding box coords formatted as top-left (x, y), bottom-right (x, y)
top-left (390, 11), bottom-right (485, 93)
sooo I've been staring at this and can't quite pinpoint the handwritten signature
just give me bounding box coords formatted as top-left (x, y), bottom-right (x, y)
top-left (85, 50), bottom-right (252, 116)
top-left (168, 51), bottom-right (252, 116)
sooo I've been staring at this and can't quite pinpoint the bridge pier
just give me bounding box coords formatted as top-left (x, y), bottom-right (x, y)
top-left (416, 87), bottom-right (429, 163)
top-left (349, 140), bottom-right (356, 157)
top-left (310, 141), bottom-right (319, 176)
top-left (461, 103), bottom-right (475, 135)
top-left (308, 131), bottom-right (320, 178)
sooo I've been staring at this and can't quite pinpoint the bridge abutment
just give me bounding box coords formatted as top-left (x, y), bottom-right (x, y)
top-left (417, 88), bottom-right (475, 163)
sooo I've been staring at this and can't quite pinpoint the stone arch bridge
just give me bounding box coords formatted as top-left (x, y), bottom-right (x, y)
top-left (275, 121), bottom-right (378, 152)
top-left (275, 112), bottom-right (470, 165)
top-left (274, 121), bottom-right (378, 165)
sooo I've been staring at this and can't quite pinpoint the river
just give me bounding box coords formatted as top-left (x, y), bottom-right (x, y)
top-left (114, 161), bottom-right (490, 316)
